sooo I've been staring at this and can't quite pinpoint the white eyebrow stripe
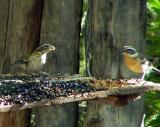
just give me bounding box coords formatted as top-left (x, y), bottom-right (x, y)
top-left (123, 46), bottom-right (136, 50)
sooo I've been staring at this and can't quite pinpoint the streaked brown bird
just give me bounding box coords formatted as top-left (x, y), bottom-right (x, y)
top-left (122, 46), bottom-right (160, 81)
top-left (12, 44), bottom-right (55, 73)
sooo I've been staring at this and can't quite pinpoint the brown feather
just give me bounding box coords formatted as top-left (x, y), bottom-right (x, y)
top-left (123, 53), bottom-right (143, 73)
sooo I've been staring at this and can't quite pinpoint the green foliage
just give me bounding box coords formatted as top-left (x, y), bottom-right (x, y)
top-left (79, 0), bottom-right (88, 75)
top-left (79, 36), bottom-right (86, 75)
top-left (145, 0), bottom-right (160, 126)
top-left (145, 113), bottom-right (160, 127)
top-left (78, 102), bottom-right (87, 127)
top-left (145, 91), bottom-right (160, 114)
top-left (146, 0), bottom-right (160, 56)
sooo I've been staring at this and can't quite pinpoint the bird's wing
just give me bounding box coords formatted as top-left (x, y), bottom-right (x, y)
top-left (138, 54), bottom-right (153, 65)
top-left (15, 58), bottom-right (28, 64)
top-left (139, 55), bottom-right (160, 74)
top-left (138, 53), bottom-right (160, 64)
top-left (11, 57), bottom-right (28, 66)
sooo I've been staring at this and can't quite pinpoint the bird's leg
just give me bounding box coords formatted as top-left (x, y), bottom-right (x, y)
top-left (141, 72), bottom-right (145, 81)
top-left (139, 72), bottom-right (146, 85)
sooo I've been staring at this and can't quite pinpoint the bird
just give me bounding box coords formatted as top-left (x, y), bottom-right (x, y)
top-left (12, 44), bottom-right (55, 73)
top-left (121, 46), bottom-right (160, 81)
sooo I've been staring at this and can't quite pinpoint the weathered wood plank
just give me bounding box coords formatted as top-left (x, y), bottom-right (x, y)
top-left (0, 77), bottom-right (159, 112)
top-left (2, 0), bottom-right (43, 73)
top-left (35, 0), bottom-right (83, 127)
top-left (0, 0), bottom-right (9, 73)
top-left (40, 0), bottom-right (82, 73)
top-left (0, 110), bottom-right (31, 127)
top-left (0, 0), bottom-right (43, 127)
top-left (85, 0), bottom-right (146, 127)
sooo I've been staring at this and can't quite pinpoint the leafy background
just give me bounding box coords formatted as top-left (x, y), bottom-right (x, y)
top-left (145, 0), bottom-right (160, 126)
top-left (79, 0), bottom-right (160, 127)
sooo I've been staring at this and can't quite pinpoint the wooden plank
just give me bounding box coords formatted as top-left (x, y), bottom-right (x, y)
top-left (0, 0), bottom-right (9, 73)
top-left (84, 0), bottom-right (146, 127)
top-left (40, 0), bottom-right (82, 73)
top-left (0, 77), bottom-right (159, 112)
top-left (35, 0), bottom-right (83, 127)
top-left (0, 0), bottom-right (43, 127)
top-left (2, 0), bottom-right (43, 73)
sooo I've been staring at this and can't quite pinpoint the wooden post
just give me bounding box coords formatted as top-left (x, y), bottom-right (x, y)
top-left (35, 0), bottom-right (82, 127)
top-left (0, 0), bottom-right (43, 127)
top-left (84, 0), bottom-right (146, 127)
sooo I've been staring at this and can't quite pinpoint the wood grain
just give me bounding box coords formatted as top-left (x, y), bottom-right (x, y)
top-left (85, 0), bottom-right (146, 127)
top-left (0, 0), bottom-right (10, 73)
top-left (0, 0), bottom-right (43, 127)
top-left (35, 0), bottom-right (83, 127)
top-left (2, 0), bottom-right (43, 73)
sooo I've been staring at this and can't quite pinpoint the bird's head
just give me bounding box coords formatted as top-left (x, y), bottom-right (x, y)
top-left (121, 46), bottom-right (138, 57)
top-left (35, 44), bottom-right (55, 54)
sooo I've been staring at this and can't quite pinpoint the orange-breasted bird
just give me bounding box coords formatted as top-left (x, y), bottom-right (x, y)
top-left (12, 44), bottom-right (55, 73)
top-left (122, 46), bottom-right (160, 80)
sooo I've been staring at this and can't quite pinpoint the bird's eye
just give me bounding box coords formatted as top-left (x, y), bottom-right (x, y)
top-left (126, 49), bottom-right (130, 52)
top-left (43, 45), bottom-right (48, 47)
top-left (42, 45), bottom-right (50, 49)
top-left (126, 49), bottom-right (136, 54)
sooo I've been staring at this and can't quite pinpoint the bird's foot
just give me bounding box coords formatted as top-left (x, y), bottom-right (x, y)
top-left (136, 79), bottom-right (147, 85)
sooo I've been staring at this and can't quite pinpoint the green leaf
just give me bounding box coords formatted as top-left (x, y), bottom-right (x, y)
top-left (148, 0), bottom-right (160, 9)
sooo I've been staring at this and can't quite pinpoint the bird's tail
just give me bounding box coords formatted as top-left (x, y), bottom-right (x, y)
top-left (151, 66), bottom-right (160, 73)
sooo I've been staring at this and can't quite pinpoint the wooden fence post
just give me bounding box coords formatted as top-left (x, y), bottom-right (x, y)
top-left (0, 0), bottom-right (43, 127)
top-left (84, 0), bottom-right (146, 127)
top-left (35, 0), bottom-right (82, 127)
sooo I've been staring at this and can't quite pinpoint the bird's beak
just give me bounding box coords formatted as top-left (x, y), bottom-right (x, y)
top-left (49, 46), bottom-right (56, 51)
